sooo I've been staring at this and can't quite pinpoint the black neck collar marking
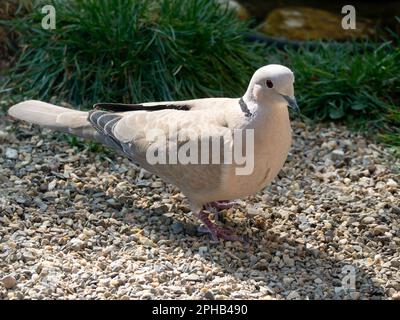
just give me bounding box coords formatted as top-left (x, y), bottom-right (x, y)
top-left (239, 97), bottom-right (252, 118)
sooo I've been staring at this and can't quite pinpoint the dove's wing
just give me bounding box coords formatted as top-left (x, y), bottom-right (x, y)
top-left (88, 100), bottom-right (239, 204)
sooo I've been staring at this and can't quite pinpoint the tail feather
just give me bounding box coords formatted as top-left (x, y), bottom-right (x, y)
top-left (8, 100), bottom-right (97, 141)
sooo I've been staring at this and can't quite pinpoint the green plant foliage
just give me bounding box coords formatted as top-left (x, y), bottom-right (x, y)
top-left (3, 0), bottom-right (263, 107)
top-left (265, 40), bottom-right (400, 149)
top-left (62, 134), bottom-right (107, 153)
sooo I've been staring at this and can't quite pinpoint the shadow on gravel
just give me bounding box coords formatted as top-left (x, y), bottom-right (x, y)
top-left (123, 207), bottom-right (386, 300)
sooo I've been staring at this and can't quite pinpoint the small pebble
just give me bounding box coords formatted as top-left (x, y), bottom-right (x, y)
top-left (361, 216), bottom-right (375, 224)
top-left (5, 148), bottom-right (18, 159)
top-left (171, 221), bottom-right (184, 234)
top-left (331, 149), bottom-right (344, 161)
top-left (204, 291), bottom-right (215, 300)
top-left (1, 275), bottom-right (17, 289)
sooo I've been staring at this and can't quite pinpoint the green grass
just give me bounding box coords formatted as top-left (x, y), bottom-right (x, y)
top-left (2, 0), bottom-right (263, 107)
top-left (264, 39), bottom-right (400, 153)
top-left (63, 134), bottom-right (106, 153)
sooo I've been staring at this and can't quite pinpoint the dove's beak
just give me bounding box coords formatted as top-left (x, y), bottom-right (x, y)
top-left (281, 94), bottom-right (300, 113)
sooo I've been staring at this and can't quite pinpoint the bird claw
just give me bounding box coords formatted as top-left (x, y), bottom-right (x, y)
top-left (196, 209), bottom-right (242, 243)
top-left (209, 226), bottom-right (243, 243)
top-left (197, 222), bottom-right (243, 243)
top-left (208, 200), bottom-right (235, 210)
top-left (197, 225), bottom-right (210, 234)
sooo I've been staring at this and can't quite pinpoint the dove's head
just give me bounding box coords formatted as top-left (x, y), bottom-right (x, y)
top-left (246, 64), bottom-right (299, 113)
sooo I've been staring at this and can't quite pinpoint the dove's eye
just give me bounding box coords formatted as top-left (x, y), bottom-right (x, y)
top-left (266, 80), bottom-right (273, 88)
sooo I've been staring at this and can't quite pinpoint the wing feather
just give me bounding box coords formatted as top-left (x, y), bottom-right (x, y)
top-left (93, 102), bottom-right (190, 112)
top-left (87, 99), bottom-right (240, 197)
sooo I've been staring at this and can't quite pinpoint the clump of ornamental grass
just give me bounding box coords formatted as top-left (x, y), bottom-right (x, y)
top-left (2, 0), bottom-right (264, 107)
top-left (265, 34), bottom-right (400, 152)
top-left (0, 0), bottom-right (33, 65)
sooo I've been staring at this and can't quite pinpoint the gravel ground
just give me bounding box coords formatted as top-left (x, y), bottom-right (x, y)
top-left (0, 113), bottom-right (399, 300)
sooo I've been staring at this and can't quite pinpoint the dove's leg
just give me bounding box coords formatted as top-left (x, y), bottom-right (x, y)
top-left (204, 200), bottom-right (235, 222)
top-left (208, 200), bottom-right (236, 210)
top-left (196, 211), bottom-right (242, 243)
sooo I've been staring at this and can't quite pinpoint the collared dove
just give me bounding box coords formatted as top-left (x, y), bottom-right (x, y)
top-left (8, 64), bottom-right (298, 242)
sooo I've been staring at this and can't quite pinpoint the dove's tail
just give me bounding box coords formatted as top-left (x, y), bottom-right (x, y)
top-left (8, 100), bottom-right (99, 141)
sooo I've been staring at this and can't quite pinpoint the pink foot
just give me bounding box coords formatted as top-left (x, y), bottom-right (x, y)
top-left (196, 211), bottom-right (242, 243)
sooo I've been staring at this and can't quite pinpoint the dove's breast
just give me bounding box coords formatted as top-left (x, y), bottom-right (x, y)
top-left (213, 106), bottom-right (293, 201)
